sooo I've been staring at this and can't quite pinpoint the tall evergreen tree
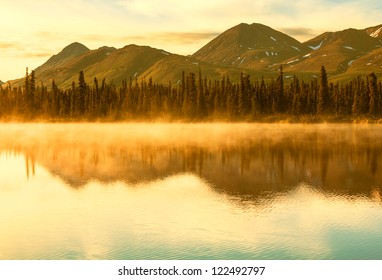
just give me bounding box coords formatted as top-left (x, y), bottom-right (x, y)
top-left (352, 77), bottom-right (361, 116)
top-left (196, 69), bottom-right (207, 119)
top-left (275, 65), bottom-right (284, 113)
top-left (368, 73), bottom-right (378, 115)
top-left (317, 66), bottom-right (329, 115)
top-left (78, 71), bottom-right (86, 115)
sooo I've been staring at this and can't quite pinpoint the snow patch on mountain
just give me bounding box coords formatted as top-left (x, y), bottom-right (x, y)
top-left (370, 27), bottom-right (382, 38)
top-left (287, 58), bottom-right (299, 64)
top-left (343, 46), bottom-right (356, 50)
top-left (309, 41), bottom-right (323, 50)
top-left (270, 36), bottom-right (277, 42)
top-left (290, 46), bottom-right (300, 52)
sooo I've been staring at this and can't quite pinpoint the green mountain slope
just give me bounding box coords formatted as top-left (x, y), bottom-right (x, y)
top-left (193, 23), bottom-right (310, 71)
top-left (284, 28), bottom-right (382, 74)
top-left (3, 23), bottom-right (382, 88)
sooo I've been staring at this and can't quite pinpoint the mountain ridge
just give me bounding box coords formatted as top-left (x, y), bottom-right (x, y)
top-left (4, 23), bottom-right (382, 87)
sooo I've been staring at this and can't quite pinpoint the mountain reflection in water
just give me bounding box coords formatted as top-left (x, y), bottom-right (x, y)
top-left (2, 123), bottom-right (381, 198)
top-left (0, 123), bottom-right (382, 259)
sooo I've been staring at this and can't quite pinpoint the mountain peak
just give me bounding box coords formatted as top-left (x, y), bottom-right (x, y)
top-left (193, 22), bottom-right (307, 70)
top-left (0, 80), bottom-right (4, 86)
top-left (41, 42), bottom-right (90, 69)
top-left (60, 42), bottom-right (90, 57)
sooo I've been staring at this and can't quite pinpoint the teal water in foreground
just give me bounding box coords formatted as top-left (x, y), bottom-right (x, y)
top-left (0, 123), bottom-right (382, 260)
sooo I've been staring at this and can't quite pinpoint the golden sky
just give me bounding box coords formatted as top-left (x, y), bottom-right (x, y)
top-left (0, 0), bottom-right (381, 81)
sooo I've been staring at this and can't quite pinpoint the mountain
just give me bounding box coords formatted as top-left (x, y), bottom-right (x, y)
top-left (43, 44), bottom-right (171, 88)
top-left (35, 45), bottom-right (116, 87)
top-left (7, 42), bottom-right (96, 88)
top-left (80, 44), bottom-right (176, 87)
top-left (6, 42), bottom-right (269, 88)
top-left (4, 22), bottom-right (382, 87)
top-left (140, 53), bottom-right (276, 84)
top-left (282, 28), bottom-right (382, 74)
top-left (39, 42), bottom-right (90, 69)
top-left (193, 23), bottom-right (310, 71)
top-left (333, 48), bottom-right (382, 81)
top-left (0, 80), bottom-right (3, 86)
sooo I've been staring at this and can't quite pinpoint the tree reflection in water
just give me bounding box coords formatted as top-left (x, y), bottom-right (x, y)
top-left (1, 123), bottom-right (381, 200)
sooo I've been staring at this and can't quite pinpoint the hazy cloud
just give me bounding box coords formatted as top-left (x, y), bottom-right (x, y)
top-left (280, 27), bottom-right (319, 41)
top-left (147, 32), bottom-right (219, 44)
top-left (18, 52), bottom-right (53, 58)
top-left (0, 42), bottom-right (21, 50)
top-left (35, 31), bottom-right (66, 41)
top-left (34, 31), bottom-right (219, 46)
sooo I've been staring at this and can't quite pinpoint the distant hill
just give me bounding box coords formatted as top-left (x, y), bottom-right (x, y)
top-left (4, 22), bottom-right (382, 88)
top-left (0, 80), bottom-right (3, 86)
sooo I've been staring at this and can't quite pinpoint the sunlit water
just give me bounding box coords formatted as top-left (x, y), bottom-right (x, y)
top-left (0, 123), bottom-right (382, 260)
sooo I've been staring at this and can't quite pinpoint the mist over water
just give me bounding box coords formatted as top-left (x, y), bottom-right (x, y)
top-left (0, 123), bottom-right (382, 259)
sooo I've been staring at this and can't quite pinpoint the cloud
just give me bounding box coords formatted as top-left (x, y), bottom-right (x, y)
top-left (34, 30), bottom-right (218, 47)
top-left (0, 42), bottom-right (22, 50)
top-left (143, 32), bottom-right (219, 44)
top-left (35, 31), bottom-right (66, 41)
top-left (86, 32), bottom-right (219, 45)
top-left (18, 52), bottom-right (53, 58)
top-left (279, 27), bottom-right (318, 41)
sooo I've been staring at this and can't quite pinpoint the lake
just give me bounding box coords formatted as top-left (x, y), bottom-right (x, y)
top-left (0, 123), bottom-right (382, 260)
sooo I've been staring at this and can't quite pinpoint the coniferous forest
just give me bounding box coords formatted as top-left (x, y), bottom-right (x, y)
top-left (1, 66), bottom-right (382, 122)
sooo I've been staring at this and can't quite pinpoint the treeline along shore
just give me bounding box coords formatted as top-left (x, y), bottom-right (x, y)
top-left (1, 66), bottom-right (382, 122)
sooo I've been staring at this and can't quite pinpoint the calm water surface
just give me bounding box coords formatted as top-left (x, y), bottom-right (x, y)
top-left (0, 123), bottom-right (382, 260)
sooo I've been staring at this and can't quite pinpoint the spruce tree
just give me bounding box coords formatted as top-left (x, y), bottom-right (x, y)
top-left (275, 65), bottom-right (284, 113)
top-left (317, 66), bottom-right (329, 115)
top-left (368, 73), bottom-right (378, 115)
top-left (196, 69), bottom-right (207, 119)
top-left (352, 77), bottom-right (361, 116)
top-left (78, 71), bottom-right (86, 115)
